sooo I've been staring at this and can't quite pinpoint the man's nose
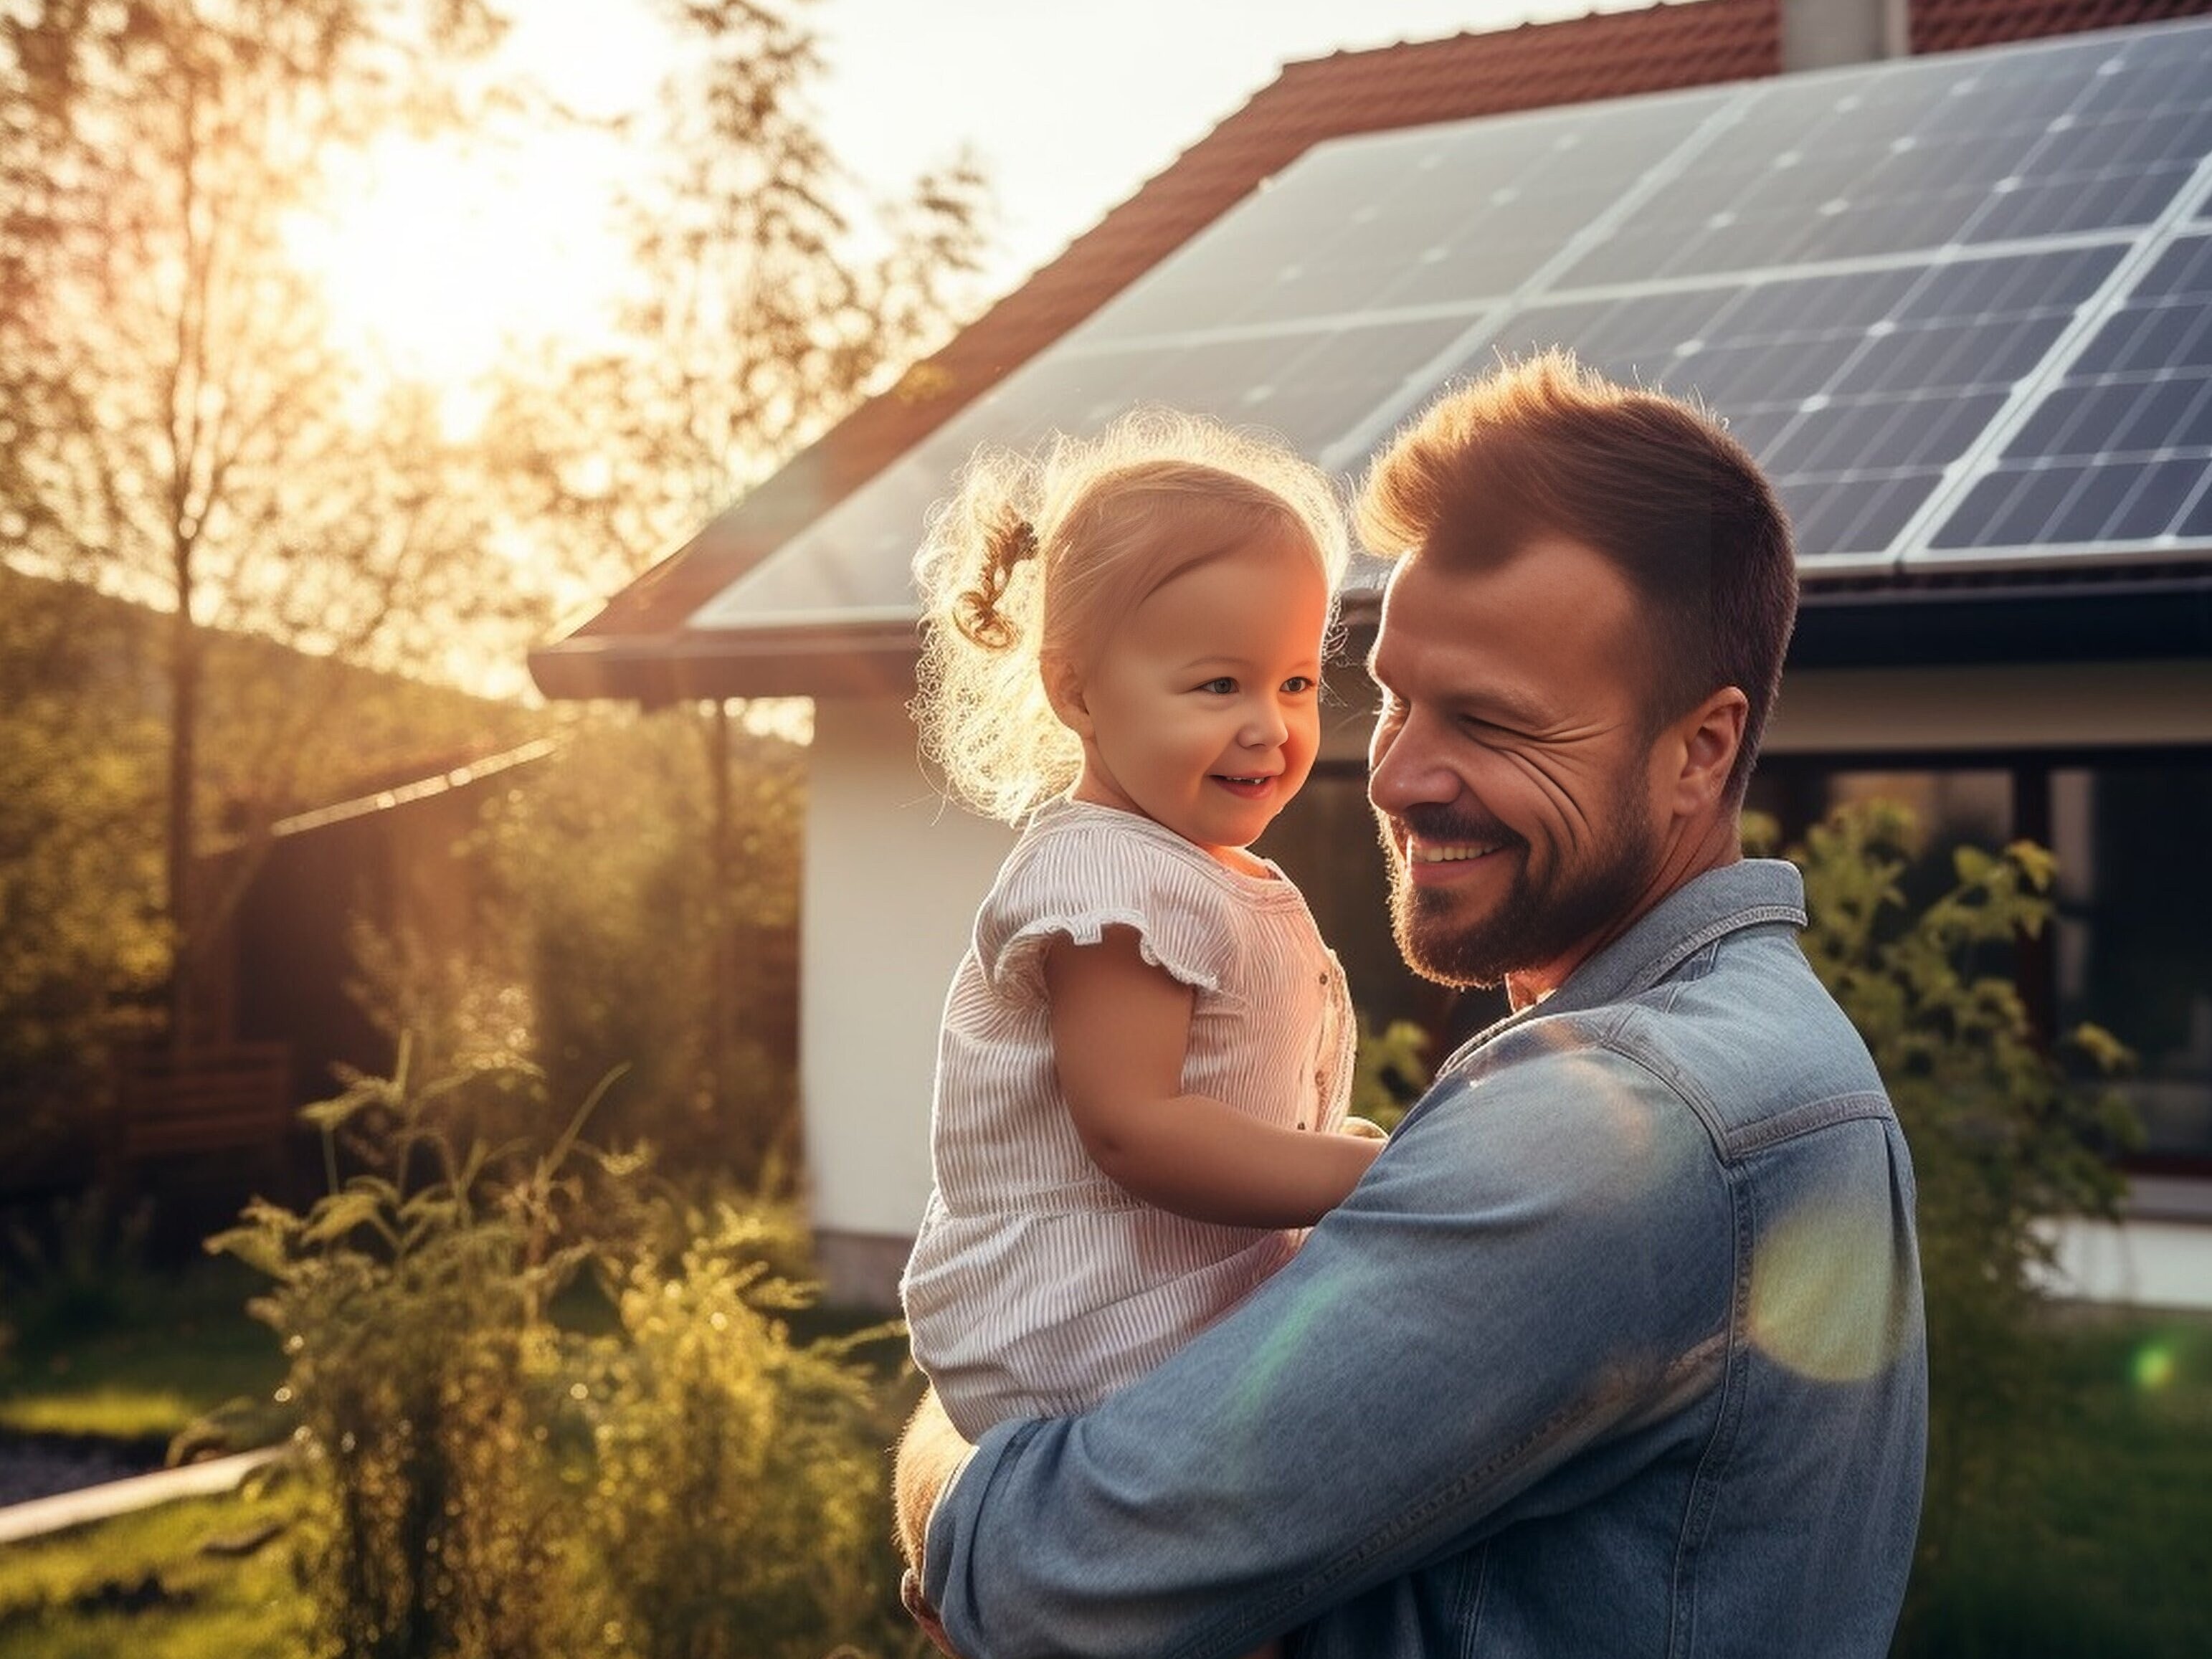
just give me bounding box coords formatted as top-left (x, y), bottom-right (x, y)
top-left (1367, 714), bottom-right (1456, 814)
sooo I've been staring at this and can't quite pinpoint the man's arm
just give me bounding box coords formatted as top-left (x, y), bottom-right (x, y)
top-left (918, 1048), bottom-right (1738, 1659)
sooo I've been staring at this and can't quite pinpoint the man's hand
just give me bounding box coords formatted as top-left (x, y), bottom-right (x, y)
top-left (895, 1386), bottom-right (973, 1656)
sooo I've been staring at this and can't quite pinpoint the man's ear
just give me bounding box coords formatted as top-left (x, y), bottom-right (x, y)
top-left (1042, 653), bottom-right (1093, 738)
top-left (1664, 686), bottom-right (1748, 817)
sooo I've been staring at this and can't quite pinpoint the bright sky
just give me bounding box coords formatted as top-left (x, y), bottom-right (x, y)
top-left (298, 0), bottom-right (1640, 381)
top-left (804, 0), bottom-right (1641, 290)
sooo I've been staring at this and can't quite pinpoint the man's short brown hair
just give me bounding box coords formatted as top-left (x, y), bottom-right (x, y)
top-left (1357, 350), bottom-right (1797, 807)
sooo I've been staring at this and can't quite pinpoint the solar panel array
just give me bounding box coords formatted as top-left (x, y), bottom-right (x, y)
top-left (690, 18), bottom-right (2212, 630)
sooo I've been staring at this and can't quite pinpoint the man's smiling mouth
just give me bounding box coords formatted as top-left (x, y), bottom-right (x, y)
top-left (1407, 838), bottom-right (1508, 864)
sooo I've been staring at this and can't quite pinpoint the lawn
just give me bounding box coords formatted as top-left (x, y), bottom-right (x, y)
top-left (2, 1257), bottom-right (2204, 1658)
top-left (0, 1485), bottom-right (305, 1659)
top-left (0, 1255), bottom-right (284, 1448)
top-left (1895, 1306), bottom-right (2212, 1659)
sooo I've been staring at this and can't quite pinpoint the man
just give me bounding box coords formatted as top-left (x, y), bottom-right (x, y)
top-left (896, 351), bottom-right (1927, 1658)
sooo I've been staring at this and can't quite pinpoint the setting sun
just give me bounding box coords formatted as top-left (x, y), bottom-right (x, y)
top-left (284, 125), bottom-right (632, 393)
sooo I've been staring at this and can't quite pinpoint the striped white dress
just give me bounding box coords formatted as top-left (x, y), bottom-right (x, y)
top-left (901, 797), bottom-right (1356, 1440)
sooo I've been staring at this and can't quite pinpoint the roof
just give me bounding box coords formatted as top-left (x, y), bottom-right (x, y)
top-left (532, 0), bottom-right (2212, 704)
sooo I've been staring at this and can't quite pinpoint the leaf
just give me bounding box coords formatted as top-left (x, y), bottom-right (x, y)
top-left (303, 1189), bottom-right (396, 1247)
top-left (1952, 844), bottom-right (1995, 884)
top-left (206, 1222), bottom-right (291, 1280)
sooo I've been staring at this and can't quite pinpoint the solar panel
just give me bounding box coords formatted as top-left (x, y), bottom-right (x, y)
top-left (687, 17), bottom-right (2212, 632)
top-left (1927, 230), bottom-right (2212, 557)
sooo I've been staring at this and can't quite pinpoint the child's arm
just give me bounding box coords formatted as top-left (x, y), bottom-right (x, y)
top-left (1044, 926), bottom-right (1381, 1229)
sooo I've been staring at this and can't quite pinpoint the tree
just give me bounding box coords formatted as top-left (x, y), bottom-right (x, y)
top-left (0, 0), bottom-right (526, 1051)
top-left (490, 0), bottom-right (989, 590)
top-left (460, 0), bottom-right (985, 1184)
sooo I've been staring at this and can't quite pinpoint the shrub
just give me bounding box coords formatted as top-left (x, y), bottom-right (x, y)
top-left (209, 1048), bottom-right (609, 1659)
top-left (1350, 1014), bottom-right (1431, 1133)
top-left (209, 1047), bottom-right (899, 1659)
top-left (582, 1204), bottom-right (892, 1659)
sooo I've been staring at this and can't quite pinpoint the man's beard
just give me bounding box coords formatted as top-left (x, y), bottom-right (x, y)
top-left (1378, 793), bottom-right (1662, 989)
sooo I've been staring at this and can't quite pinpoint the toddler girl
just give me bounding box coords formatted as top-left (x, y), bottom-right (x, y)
top-left (900, 411), bottom-right (1384, 1449)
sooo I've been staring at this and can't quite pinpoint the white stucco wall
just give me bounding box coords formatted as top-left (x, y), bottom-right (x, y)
top-left (799, 695), bottom-right (1013, 1303)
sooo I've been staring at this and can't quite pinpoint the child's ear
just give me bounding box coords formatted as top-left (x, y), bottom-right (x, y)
top-left (1042, 653), bottom-right (1093, 737)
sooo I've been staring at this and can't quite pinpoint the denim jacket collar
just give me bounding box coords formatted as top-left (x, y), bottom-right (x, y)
top-left (1454, 857), bottom-right (1809, 1062)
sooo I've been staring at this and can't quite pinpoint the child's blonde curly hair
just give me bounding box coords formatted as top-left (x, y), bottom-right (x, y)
top-left (913, 410), bottom-right (1349, 824)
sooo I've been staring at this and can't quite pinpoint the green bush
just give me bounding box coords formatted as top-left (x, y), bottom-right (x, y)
top-left (466, 706), bottom-right (804, 1191)
top-left (209, 1050), bottom-right (605, 1659)
top-left (209, 1047), bottom-right (902, 1659)
top-left (1350, 1014), bottom-right (1431, 1133)
top-left (582, 1204), bottom-right (892, 1659)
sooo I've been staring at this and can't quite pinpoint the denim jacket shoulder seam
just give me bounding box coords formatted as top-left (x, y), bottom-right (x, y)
top-left (1727, 1090), bottom-right (1897, 1156)
top-left (1622, 903), bottom-right (1805, 999)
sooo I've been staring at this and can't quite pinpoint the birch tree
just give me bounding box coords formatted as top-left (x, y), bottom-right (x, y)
top-left (1, 0), bottom-right (518, 1049)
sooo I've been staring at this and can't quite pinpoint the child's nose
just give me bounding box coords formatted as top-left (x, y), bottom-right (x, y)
top-left (1240, 701), bottom-right (1289, 748)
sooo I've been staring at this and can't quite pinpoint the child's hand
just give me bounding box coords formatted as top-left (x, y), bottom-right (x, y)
top-left (1339, 1116), bottom-right (1390, 1142)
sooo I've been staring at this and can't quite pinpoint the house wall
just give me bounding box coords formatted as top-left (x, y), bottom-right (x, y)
top-left (801, 694), bottom-right (1013, 1306)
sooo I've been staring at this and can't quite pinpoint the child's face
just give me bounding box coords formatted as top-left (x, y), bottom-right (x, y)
top-left (1059, 527), bottom-right (1329, 865)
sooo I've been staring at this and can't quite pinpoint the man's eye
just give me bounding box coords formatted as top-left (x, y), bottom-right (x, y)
top-left (1198, 676), bottom-right (1237, 695)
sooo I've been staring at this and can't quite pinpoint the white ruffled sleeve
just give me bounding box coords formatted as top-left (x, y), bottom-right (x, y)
top-left (978, 819), bottom-right (1238, 1008)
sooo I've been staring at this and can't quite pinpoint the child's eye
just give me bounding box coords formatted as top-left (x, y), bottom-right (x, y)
top-left (1197, 676), bottom-right (1238, 695)
top-left (1281, 675), bottom-right (1316, 695)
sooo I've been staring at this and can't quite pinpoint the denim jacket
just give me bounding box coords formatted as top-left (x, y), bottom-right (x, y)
top-left (924, 858), bottom-right (1927, 1658)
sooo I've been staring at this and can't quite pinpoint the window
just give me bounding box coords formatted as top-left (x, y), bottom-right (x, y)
top-left (1751, 754), bottom-right (2212, 1169)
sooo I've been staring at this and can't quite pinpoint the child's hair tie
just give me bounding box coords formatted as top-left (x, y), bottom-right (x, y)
top-left (954, 510), bottom-right (1039, 650)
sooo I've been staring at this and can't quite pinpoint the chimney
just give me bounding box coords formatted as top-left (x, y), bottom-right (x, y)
top-left (1780, 0), bottom-right (1911, 72)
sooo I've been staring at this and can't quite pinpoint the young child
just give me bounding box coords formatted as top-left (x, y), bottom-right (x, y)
top-left (900, 411), bottom-right (1385, 1455)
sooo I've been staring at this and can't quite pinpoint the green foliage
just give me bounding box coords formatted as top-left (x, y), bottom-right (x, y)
top-left (582, 1207), bottom-right (891, 1659)
top-left (1, 0), bottom-right (538, 1043)
top-left (0, 573), bottom-right (166, 1175)
top-left (1, 1189), bottom-right (156, 1348)
top-left (208, 1050), bottom-right (901, 1659)
top-left (455, 705), bottom-right (806, 1189)
top-left (209, 1047), bottom-right (609, 1659)
top-left (488, 0), bottom-right (989, 591)
top-left (1351, 1014), bottom-right (1433, 1133)
top-left (1754, 799), bottom-right (2141, 1624)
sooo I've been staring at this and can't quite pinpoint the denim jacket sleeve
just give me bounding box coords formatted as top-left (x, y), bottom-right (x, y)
top-left (924, 1037), bottom-right (1739, 1659)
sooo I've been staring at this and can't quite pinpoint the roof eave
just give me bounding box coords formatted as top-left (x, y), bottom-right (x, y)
top-left (533, 566), bottom-right (2212, 705)
top-left (528, 620), bottom-right (922, 705)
